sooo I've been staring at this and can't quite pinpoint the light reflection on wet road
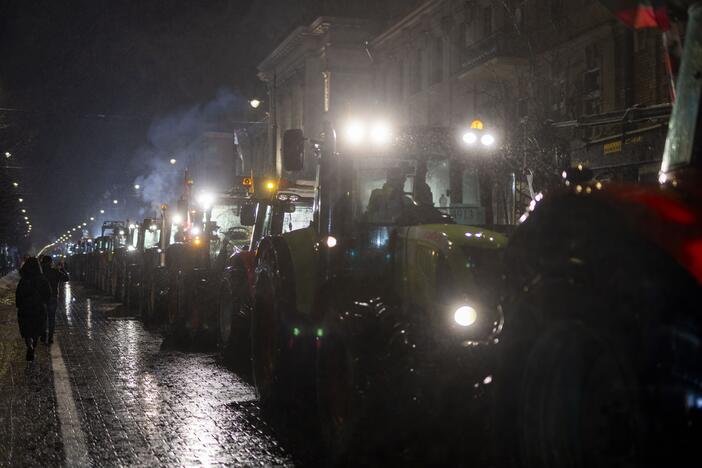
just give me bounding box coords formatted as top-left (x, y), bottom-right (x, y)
top-left (1, 281), bottom-right (293, 467)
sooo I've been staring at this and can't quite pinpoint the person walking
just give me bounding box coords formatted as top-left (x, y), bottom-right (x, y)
top-left (40, 256), bottom-right (69, 344)
top-left (15, 257), bottom-right (51, 361)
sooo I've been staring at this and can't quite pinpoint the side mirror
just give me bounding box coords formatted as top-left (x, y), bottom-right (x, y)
top-left (283, 129), bottom-right (305, 172)
top-left (240, 203), bottom-right (257, 226)
top-left (283, 202), bottom-right (296, 213)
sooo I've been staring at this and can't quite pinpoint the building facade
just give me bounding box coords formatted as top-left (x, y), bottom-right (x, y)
top-left (256, 0), bottom-right (670, 224)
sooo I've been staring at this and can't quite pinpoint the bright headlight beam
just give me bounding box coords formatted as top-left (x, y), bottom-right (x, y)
top-left (345, 120), bottom-right (366, 145)
top-left (481, 134), bottom-right (495, 146)
top-left (454, 305), bottom-right (477, 327)
top-left (370, 121), bottom-right (392, 145)
top-left (462, 132), bottom-right (477, 145)
top-left (196, 192), bottom-right (215, 210)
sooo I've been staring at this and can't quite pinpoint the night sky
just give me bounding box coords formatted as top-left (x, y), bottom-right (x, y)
top-left (1, 0), bottom-right (396, 249)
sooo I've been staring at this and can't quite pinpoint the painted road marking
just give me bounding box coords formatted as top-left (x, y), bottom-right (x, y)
top-left (50, 337), bottom-right (90, 467)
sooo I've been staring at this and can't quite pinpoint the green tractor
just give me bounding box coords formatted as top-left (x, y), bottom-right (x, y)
top-left (250, 120), bottom-right (508, 459)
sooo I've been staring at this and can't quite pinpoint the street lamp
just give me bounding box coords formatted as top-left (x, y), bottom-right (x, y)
top-left (12, 182), bottom-right (18, 187)
top-left (18, 198), bottom-right (23, 203)
top-left (100, 209), bottom-right (105, 214)
top-left (4, 152), bottom-right (10, 158)
top-left (90, 217), bottom-right (94, 221)
top-left (250, 99), bottom-right (262, 109)
top-left (134, 184), bottom-right (141, 190)
top-left (169, 158), bottom-right (177, 165)
top-left (113, 199), bottom-right (118, 204)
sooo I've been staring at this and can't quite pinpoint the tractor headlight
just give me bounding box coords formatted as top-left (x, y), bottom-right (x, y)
top-left (462, 132), bottom-right (477, 145)
top-left (454, 305), bottom-right (477, 327)
top-left (197, 192), bottom-right (215, 210)
top-left (480, 133), bottom-right (495, 146)
top-left (369, 121), bottom-right (392, 145)
top-left (345, 120), bottom-right (366, 145)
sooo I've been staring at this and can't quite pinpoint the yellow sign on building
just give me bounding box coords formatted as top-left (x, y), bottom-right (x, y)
top-left (603, 140), bottom-right (622, 154)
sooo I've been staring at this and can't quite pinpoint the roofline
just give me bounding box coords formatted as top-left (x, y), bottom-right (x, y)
top-left (258, 16), bottom-right (378, 77)
top-left (371, 0), bottom-right (441, 47)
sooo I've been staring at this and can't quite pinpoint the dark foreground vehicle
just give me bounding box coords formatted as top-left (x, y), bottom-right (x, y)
top-left (497, 2), bottom-right (702, 466)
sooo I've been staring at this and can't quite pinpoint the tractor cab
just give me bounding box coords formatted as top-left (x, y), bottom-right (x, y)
top-left (248, 181), bottom-right (316, 241)
top-left (279, 121), bottom-right (507, 341)
top-left (100, 221), bottom-right (128, 253)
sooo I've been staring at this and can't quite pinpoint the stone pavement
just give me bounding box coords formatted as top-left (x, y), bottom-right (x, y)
top-left (0, 276), bottom-right (294, 467)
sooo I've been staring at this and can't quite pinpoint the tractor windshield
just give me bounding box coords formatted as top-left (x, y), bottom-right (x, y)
top-left (143, 224), bottom-right (160, 250)
top-left (211, 202), bottom-right (252, 246)
top-left (354, 157), bottom-right (453, 226)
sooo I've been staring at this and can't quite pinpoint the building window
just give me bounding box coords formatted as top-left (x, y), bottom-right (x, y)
top-left (583, 44), bottom-right (602, 115)
top-left (482, 6), bottom-right (493, 38)
top-left (551, 0), bottom-right (563, 20)
top-left (411, 47), bottom-right (423, 94)
top-left (431, 36), bottom-right (444, 85)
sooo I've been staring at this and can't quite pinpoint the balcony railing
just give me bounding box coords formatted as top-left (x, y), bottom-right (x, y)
top-left (461, 29), bottom-right (528, 74)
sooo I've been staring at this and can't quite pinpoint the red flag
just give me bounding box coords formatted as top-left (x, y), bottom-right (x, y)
top-left (602, 0), bottom-right (670, 30)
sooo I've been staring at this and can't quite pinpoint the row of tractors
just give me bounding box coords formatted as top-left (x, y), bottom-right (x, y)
top-left (65, 8), bottom-right (702, 459)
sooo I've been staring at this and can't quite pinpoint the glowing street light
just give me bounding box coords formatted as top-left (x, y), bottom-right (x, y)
top-left (100, 209), bottom-right (105, 214)
top-left (169, 158), bottom-right (177, 165)
top-left (21, 209), bottom-right (26, 213)
top-left (90, 217), bottom-right (94, 221)
top-left (249, 99), bottom-right (262, 109)
top-left (134, 184), bottom-right (141, 190)
top-left (12, 182), bottom-right (18, 187)
top-left (18, 198), bottom-right (23, 203)
top-left (113, 199), bottom-right (118, 204)
top-left (4, 152), bottom-right (10, 158)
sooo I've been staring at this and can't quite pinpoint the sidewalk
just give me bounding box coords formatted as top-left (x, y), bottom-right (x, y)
top-left (0, 272), bottom-right (64, 466)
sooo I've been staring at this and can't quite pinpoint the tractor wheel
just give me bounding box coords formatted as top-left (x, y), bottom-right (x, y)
top-left (218, 271), bottom-right (250, 360)
top-left (250, 272), bottom-right (287, 406)
top-left (218, 277), bottom-right (235, 351)
top-left (315, 316), bottom-right (364, 464)
top-left (168, 272), bottom-right (190, 342)
top-left (513, 321), bottom-right (643, 468)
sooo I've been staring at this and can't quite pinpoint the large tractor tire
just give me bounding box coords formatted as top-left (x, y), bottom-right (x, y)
top-left (218, 268), bottom-right (251, 362)
top-left (125, 264), bottom-right (140, 311)
top-left (250, 238), bottom-right (298, 408)
top-left (144, 266), bottom-right (167, 324)
top-left (167, 270), bottom-right (191, 343)
top-left (496, 194), bottom-right (702, 468)
top-left (314, 284), bottom-right (407, 465)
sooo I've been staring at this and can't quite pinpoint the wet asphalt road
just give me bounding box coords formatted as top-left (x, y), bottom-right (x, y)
top-left (0, 276), bottom-right (294, 467)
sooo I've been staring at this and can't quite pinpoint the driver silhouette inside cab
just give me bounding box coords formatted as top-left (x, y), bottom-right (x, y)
top-left (367, 167), bottom-right (411, 224)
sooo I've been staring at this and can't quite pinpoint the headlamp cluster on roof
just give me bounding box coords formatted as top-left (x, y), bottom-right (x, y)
top-left (343, 118), bottom-right (393, 146)
top-left (462, 120), bottom-right (496, 148)
top-left (277, 193), bottom-right (300, 202)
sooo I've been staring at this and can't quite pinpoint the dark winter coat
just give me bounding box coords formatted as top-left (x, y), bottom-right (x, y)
top-left (43, 267), bottom-right (69, 298)
top-left (16, 276), bottom-right (51, 338)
